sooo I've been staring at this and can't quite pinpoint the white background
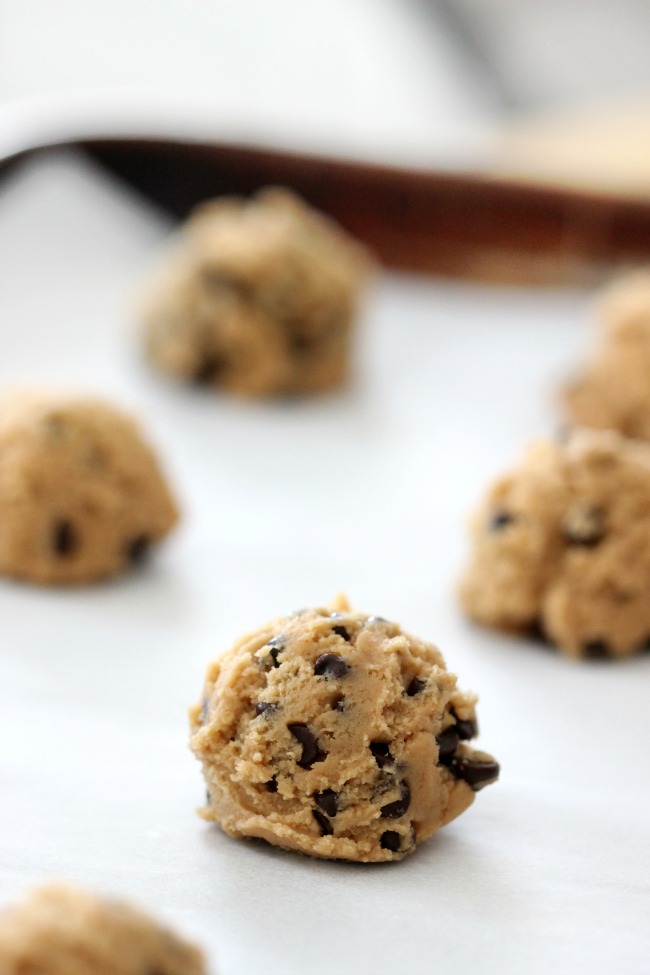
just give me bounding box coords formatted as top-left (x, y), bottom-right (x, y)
top-left (0, 0), bottom-right (495, 166)
top-left (0, 153), bottom-right (648, 974)
top-left (4, 0), bottom-right (650, 162)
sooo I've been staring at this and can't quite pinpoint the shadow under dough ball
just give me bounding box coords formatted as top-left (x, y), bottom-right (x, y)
top-left (0, 884), bottom-right (207, 975)
top-left (138, 187), bottom-right (373, 398)
top-left (0, 389), bottom-right (179, 584)
top-left (459, 426), bottom-right (650, 659)
top-left (190, 596), bottom-right (499, 863)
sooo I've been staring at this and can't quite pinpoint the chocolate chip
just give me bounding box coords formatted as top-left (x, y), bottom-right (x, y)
top-left (406, 677), bottom-right (426, 697)
top-left (288, 723), bottom-right (325, 769)
top-left (436, 727), bottom-right (460, 766)
top-left (455, 718), bottom-right (477, 740)
top-left (563, 506), bottom-right (605, 546)
top-left (452, 710), bottom-right (478, 740)
top-left (52, 520), bottom-right (76, 556)
top-left (263, 635), bottom-right (287, 669)
top-left (380, 830), bottom-right (401, 852)
top-left (331, 694), bottom-right (346, 711)
top-left (267, 635), bottom-right (287, 650)
top-left (370, 741), bottom-right (393, 768)
top-left (612, 588), bottom-right (634, 605)
top-left (312, 809), bottom-right (333, 836)
top-left (266, 775), bottom-right (278, 793)
top-left (314, 789), bottom-right (338, 817)
top-left (527, 618), bottom-right (549, 644)
top-left (583, 639), bottom-right (611, 660)
top-left (290, 334), bottom-right (318, 356)
top-left (450, 756), bottom-right (500, 791)
top-left (489, 509), bottom-right (515, 531)
top-left (380, 782), bottom-right (410, 819)
top-left (126, 534), bottom-right (150, 565)
top-left (255, 702), bottom-right (279, 717)
top-left (314, 653), bottom-right (350, 678)
top-left (332, 624), bottom-right (351, 641)
top-left (193, 354), bottom-right (227, 384)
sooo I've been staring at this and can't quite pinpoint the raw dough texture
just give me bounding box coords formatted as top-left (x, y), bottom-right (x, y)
top-left (0, 390), bottom-right (178, 584)
top-left (189, 597), bottom-right (499, 862)
top-left (565, 269), bottom-right (650, 439)
top-left (0, 884), bottom-right (206, 975)
top-left (460, 427), bottom-right (650, 659)
top-left (139, 187), bottom-right (372, 397)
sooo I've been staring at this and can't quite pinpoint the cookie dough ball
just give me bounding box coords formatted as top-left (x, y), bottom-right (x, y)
top-left (0, 390), bottom-right (178, 584)
top-left (0, 885), bottom-right (207, 975)
top-left (460, 428), bottom-right (650, 659)
top-left (189, 597), bottom-right (499, 863)
top-left (565, 269), bottom-right (650, 439)
top-left (139, 188), bottom-right (373, 397)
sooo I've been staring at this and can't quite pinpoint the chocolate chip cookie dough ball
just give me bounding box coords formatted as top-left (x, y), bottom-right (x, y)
top-left (139, 188), bottom-right (373, 397)
top-left (189, 597), bottom-right (499, 862)
top-left (460, 428), bottom-right (650, 659)
top-left (565, 269), bottom-right (650, 439)
top-left (0, 390), bottom-right (178, 584)
top-left (0, 885), bottom-right (207, 975)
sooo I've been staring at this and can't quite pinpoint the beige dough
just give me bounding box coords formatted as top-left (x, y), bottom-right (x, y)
top-left (0, 390), bottom-right (178, 584)
top-left (139, 187), bottom-right (372, 397)
top-left (460, 427), bottom-right (650, 659)
top-left (0, 884), bottom-right (207, 975)
top-left (189, 596), bottom-right (499, 862)
top-left (565, 269), bottom-right (650, 439)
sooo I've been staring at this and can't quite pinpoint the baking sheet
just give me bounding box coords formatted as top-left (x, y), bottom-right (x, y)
top-left (0, 152), bottom-right (648, 975)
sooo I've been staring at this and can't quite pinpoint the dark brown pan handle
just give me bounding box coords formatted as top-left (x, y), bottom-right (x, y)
top-left (3, 136), bottom-right (650, 283)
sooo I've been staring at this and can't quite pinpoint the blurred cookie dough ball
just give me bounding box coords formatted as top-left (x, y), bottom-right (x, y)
top-left (460, 427), bottom-right (650, 659)
top-left (565, 269), bottom-right (650, 439)
top-left (0, 884), bottom-right (207, 975)
top-left (190, 597), bottom-right (499, 863)
top-left (139, 188), bottom-right (373, 397)
top-left (0, 390), bottom-right (178, 584)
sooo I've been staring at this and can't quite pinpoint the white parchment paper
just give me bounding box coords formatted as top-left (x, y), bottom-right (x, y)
top-left (0, 153), bottom-right (648, 975)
